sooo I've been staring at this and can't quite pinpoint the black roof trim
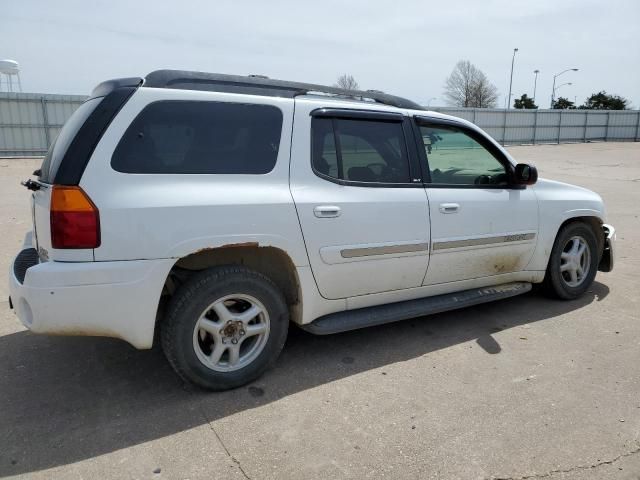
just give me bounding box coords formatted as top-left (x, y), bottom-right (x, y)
top-left (144, 70), bottom-right (424, 110)
top-left (311, 108), bottom-right (404, 121)
top-left (91, 77), bottom-right (143, 98)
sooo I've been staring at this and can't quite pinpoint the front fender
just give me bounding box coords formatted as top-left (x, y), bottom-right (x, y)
top-left (526, 179), bottom-right (606, 271)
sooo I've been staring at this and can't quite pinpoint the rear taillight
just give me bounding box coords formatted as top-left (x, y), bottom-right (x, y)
top-left (50, 186), bottom-right (100, 249)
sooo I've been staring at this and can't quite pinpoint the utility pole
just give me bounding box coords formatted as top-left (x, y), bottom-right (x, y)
top-left (533, 70), bottom-right (540, 103)
top-left (507, 48), bottom-right (518, 109)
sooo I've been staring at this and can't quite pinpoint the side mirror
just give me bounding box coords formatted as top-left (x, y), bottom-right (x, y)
top-left (514, 163), bottom-right (538, 186)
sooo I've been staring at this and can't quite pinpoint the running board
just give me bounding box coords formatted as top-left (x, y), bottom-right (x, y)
top-left (300, 282), bottom-right (532, 335)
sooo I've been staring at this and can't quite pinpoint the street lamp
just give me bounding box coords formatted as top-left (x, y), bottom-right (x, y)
top-left (550, 68), bottom-right (578, 108)
top-left (554, 82), bottom-right (573, 93)
top-left (532, 70), bottom-right (540, 103)
top-left (551, 83), bottom-right (573, 108)
top-left (426, 97), bottom-right (437, 107)
top-left (507, 48), bottom-right (518, 110)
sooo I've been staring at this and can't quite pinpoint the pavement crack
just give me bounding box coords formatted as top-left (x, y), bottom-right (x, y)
top-left (194, 395), bottom-right (252, 480)
top-left (488, 442), bottom-right (640, 480)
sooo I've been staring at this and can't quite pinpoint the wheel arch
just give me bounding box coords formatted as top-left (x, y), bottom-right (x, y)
top-left (553, 215), bottom-right (604, 259)
top-left (157, 245), bottom-right (303, 335)
top-left (534, 214), bottom-right (605, 279)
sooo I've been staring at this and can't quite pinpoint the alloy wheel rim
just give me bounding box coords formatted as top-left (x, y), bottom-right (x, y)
top-left (192, 294), bottom-right (270, 372)
top-left (559, 236), bottom-right (591, 288)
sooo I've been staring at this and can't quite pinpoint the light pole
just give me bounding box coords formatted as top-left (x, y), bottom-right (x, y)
top-left (550, 68), bottom-right (578, 108)
top-left (507, 48), bottom-right (518, 109)
top-left (426, 97), bottom-right (437, 107)
top-left (532, 70), bottom-right (540, 103)
top-left (552, 82), bottom-right (573, 106)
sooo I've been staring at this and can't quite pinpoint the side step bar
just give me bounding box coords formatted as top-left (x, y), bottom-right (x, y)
top-left (300, 282), bottom-right (532, 335)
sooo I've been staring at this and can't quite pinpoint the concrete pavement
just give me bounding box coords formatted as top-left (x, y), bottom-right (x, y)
top-left (1, 143), bottom-right (639, 479)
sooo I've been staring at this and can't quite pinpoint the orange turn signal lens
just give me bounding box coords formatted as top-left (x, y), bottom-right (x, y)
top-left (50, 186), bottom-right (100, 249)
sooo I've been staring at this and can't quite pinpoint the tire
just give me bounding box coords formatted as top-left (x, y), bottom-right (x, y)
top-left (542, 222), bottom-right (599, 300)
top-left (161, 265), bottom-right (289, 391)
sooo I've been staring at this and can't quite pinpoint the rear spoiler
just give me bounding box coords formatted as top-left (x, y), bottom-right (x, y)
top-left (90, 77), bottom-right (143, 99)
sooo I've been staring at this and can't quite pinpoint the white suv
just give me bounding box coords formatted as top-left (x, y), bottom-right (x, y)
top-left (9, 70), bottom-right (615, 390)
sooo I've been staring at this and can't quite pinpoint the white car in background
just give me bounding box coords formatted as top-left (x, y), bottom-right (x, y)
top-left (9, 70), bottom-right (615, 390)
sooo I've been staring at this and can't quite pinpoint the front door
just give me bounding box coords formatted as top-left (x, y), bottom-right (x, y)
top-left (414, 118), bottom-right (539, 285)
top-left (290, 105), bottom-right (430, 300)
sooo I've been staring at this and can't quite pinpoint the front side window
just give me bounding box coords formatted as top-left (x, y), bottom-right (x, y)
top-left (418, 125), bottom-right (508, 186)
top-left (312, 117), bottom-right (411, 184)
top-left (112, 101), bottom-right (283, 174)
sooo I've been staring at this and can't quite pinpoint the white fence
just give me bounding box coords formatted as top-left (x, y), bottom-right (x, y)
top-left (432, 107), bottom-right (640, 145)
top-left (0, 92), bottom-right (86, 156)
top-left (0, 92), bottom-right (639, 157)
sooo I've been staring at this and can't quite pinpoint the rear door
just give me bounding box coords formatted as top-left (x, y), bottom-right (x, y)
top-left (290, 103), bottom-right (431, 300)
top-left (414, 117), bottom-right (539, 285)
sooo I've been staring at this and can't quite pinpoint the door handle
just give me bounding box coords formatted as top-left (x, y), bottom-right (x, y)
top-left (439, 203), bottom-right (460, 214)
top-left (314, 205), bottom-right (341, 218)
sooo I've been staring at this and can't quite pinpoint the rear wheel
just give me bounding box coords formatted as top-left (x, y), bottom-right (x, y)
top-left (542, 222), bottom-right (599, 300)
top-left (161, 266), bottom-right (289, 390)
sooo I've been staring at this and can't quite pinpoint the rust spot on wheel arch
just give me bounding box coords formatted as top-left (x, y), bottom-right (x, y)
top-left (194, 242), bottom-right (259, 254)
top-left (222, 242), bottom-right (259, 248)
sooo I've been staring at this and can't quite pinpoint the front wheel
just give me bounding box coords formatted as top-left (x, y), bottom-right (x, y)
top-left (542, 222), bottom-right (599, 300)
top-left (161, 266), bottom-right (289, 391)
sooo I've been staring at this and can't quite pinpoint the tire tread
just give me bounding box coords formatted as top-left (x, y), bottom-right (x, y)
top-left (160, 265), bottom-right (288, 390)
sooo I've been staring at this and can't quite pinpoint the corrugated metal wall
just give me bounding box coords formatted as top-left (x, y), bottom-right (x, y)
top-left (0, 93), bottom-right (638, 157)
top-left (432, 107), bottom-right (640, 145)
top-left (0, 92), bottom-right (86, 156)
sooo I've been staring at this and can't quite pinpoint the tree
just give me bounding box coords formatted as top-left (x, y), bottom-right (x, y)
top-left (472, 75), bottom-right (499, 108)
top-left (513, 94), bottom-right (537, 109)
top-left (580, 91), bottom-right (628, 110)
top-left (552, 97), bottom-right (575, 109)
top-left (443, 60), bottom-right (498, 108)
top-left (334, 74), bottom-right (359, 92)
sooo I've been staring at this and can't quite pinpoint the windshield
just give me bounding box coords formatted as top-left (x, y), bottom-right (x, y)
top-left (39, 97), bottom-right (102, 183)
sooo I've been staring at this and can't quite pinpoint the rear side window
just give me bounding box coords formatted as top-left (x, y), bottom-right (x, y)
top-left (40, 97), bottom-right (102, 183)
top-left (312, 117), bottom-right (411, 184)
top-left (112, 101), bottom-right (283, 174)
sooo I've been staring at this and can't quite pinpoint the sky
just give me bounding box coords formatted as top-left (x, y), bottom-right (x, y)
top-left (2, 0), bottom-right (639, 108)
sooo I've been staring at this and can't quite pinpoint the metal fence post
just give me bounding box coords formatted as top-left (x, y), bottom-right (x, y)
top-left (40, 97), bottom-right (51, 149)
top-left (605, 111), bottom-right (610, 142)
top-left (557, 110), bottom-right (562, 144)
top-left (502, 109), bottom-right (507, 146)
top-left (472, 109), bottom-right (477, 125)
top-left (532, 109), bottom-right (538, 144)
top-left (583, 111), bottom-right (589, 143)
top-left (634, 111), bottom-right (640, 142)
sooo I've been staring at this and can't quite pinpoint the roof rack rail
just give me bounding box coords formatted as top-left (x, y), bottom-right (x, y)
top-left (144, 70), bottom-right (424, 110)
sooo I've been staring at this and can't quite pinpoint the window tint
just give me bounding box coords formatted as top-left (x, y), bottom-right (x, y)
top-left (40, 97), bottom-right (102, 183)
top-left (312, 117), bottom-right (411, 184)
top-left (419, 125), bottom-right (508, 186)
top-left (112, 101), bottom-right (282, 174)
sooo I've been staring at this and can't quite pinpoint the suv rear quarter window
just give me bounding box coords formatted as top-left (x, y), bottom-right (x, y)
top-left (39, 97), bottom-right (103, 183)
top-left (111, 101), bottom-right (283, 174)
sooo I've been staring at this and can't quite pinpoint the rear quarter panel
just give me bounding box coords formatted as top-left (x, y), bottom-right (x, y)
top-left (80, 88), bottom-right (308, 266)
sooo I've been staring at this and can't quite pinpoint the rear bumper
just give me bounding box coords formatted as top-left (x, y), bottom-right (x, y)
top-left (8, 232), bottom-right (175, 349)
top-left (598, 224), bottom-right (615, 272)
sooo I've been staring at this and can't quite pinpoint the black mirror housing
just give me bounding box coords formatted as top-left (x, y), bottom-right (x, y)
top-left (514, 163), bottom-right (538, 186)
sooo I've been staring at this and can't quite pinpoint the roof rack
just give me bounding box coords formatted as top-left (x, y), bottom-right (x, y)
top-left (144, 70), bottom-right (424, 110)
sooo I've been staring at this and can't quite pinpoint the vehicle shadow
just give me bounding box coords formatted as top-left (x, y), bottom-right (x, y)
top-left (0, 282), bottom-right (609, 476)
